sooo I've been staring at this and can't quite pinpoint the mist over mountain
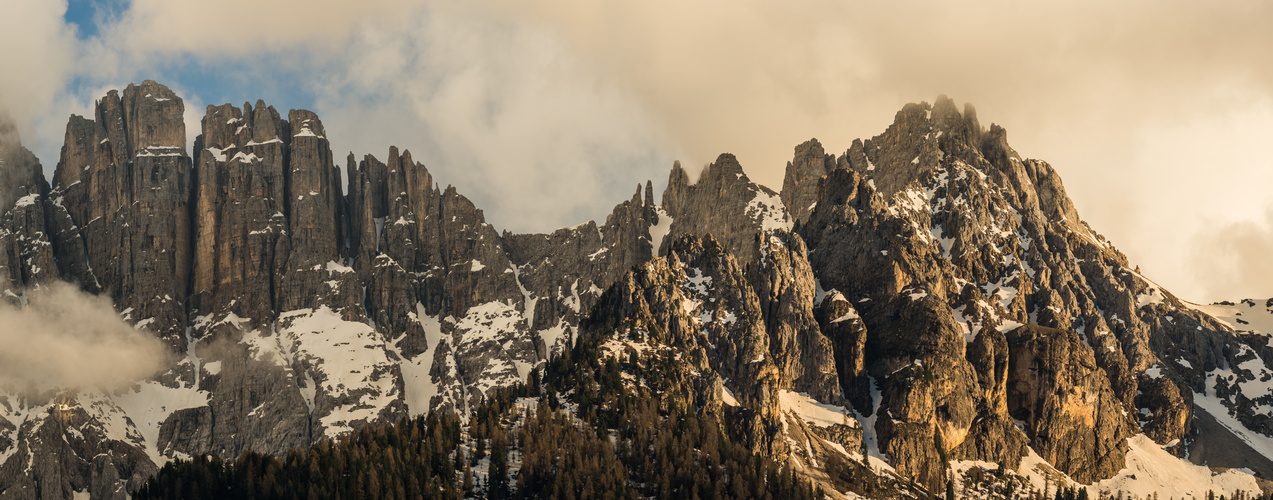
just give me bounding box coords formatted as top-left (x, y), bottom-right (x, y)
top-left (2, 82), bottom-right (1273, 499)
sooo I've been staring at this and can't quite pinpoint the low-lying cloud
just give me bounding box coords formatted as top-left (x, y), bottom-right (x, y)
top-left (0, 282), bottom-right (172, 391)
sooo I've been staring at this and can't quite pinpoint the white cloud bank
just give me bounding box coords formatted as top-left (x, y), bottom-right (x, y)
top-left (0, 282), bottom-right (171, 391)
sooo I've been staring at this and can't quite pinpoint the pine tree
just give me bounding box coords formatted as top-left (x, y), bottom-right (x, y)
top-left (462, 464), bottom-right (473, 498)
top-left (489, 434), bottom-right (509, 499)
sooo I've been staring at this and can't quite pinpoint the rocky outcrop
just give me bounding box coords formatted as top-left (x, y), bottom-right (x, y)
top-left (751, 230), bottom-right (839, 403)
top-left (502, 182), bottom-right (660, 355)
top-left (1005, 324), bottom-right (1132, 483)
top-left (1135, 373), bottom-right (1191, 454)
top-left (0, 115), bottom-right (44, 212)
top-left (780, 138), bottom-right (836, 226)
top-left (815, 291), bottom-right (870, 412)
top-left (786, 95), bottom-right (1273, 487)
top-left (0, 392), bottom-right (157, 500)
top-left (585, 234), bottom-right (786, 457)
top-left (190, 99), bottom-right (289, 329)
top-left (2, 85), bottom-right (409, 497)
top-left (0, 112), bottom-right (95, 304)
top-left (662, 155), bottom-right (793, 265)
top-left (657, 155), bottom-right (853, 408)
top-left (184, 100), bottom-right (403, 457)
top-left (0, 111), bottom-right (96, 306)
top-left (347, 146), bottom-right (533, 415)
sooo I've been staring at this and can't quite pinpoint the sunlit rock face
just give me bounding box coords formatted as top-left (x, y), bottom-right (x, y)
top-left (2, 85), bottom-right (1272, 499)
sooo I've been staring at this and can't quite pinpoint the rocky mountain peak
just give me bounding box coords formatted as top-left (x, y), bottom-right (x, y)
top-left (121, 80), bottom-right (186, 156)
top-left (661, 153), bottom-right (793, 265)
top-left (781, 138), bottom-right (835, 225)
top-left (771, 96), bottom-right (1273, 490)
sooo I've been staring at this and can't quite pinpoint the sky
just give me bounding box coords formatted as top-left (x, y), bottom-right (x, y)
top-left (1, 0), bottom-right (1270, 303)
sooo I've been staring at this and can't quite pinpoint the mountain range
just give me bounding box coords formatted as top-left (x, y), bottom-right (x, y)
top-left (2, 80), bottom-right (1273, 499)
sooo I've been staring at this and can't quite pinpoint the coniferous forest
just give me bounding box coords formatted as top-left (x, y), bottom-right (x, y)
top-left (133, 327), bottom-right (823, 500)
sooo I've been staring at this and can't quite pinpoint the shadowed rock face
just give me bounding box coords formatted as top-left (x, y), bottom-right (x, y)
top-left (0, 114), bottom-right (44, 213)
top-left (0, 115), bottom-right (54, 298)
top-left (751, 230), bottom-right (840, 403)
top-left (0, 103), bottom-right (161, 500)
top-left (583, 233), bottom-right (787, 457)
top-left (3, 85), bottom-right (1272, 498)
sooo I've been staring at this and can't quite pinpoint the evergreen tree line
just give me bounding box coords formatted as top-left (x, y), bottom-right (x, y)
top-left (134, 324), bottom-right (821, 499)
top-left (133, 410), bottom-right (467, 500)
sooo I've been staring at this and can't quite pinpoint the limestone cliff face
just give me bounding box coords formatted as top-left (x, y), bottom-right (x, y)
top-left (4, 84), bottom-right (1273, 499)
top-left (183, 100), bottom-right (402, 460)
top-left (52, 81), bottom-right (191, 352)
top-left (1006, 325), bottom-right (1132, 484)
top-left (751, 230), bottom-right (840, 403)
top-left (191, 100), bottom-right (289, 329)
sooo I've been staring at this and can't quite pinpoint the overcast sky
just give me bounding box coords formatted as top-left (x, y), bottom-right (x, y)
top-left (2, 0), bottom-right (1270, 303)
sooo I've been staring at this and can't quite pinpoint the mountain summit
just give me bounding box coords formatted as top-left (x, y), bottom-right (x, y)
top-left (1, 85), bottom-right (1271, 499)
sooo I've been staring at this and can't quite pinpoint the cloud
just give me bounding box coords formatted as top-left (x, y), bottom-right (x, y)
top-left (95, 0), bottom-right (414, 59)
top-left (501, 0), bottom-right (1273, 182)
top-left (0, 282), bottom-right (172, 391)
top-left (1190, 206), bottom-right (1273, 302)
top-left (1118, 94), bottom-right (1273, 302)
top-left (311, 2), bottom-right (676, 231)
top-left (0, 0), bottom-right (78, 158)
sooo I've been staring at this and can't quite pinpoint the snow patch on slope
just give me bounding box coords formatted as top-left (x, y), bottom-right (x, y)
top-left (450, 300), bottom-right (536, 396)
top-left (276, 306), bottom-right (400, 437)
top-left (779, 390), bottom-right (856, 428)
top-left (956, 435), bottom-right (1263, 499)
top-left (745, 189), bottom-right (793, 232)
top-left (396, 303), bottom-right (445, 416)
top-left (1093, 434), bottom-right (1260, 499)
top-left (111, 382), bottom-right (210, 464)
top-left (648, 206), bottom-right (674, 256)
top-left (13, 194), bottom-right (38, 208)
top-left (1191, 298), bottom-right (1273, 336)
top-left (852, 376), bottom-right (895, 474)
top-left (1194, 375), bottom-right (1273, 461)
